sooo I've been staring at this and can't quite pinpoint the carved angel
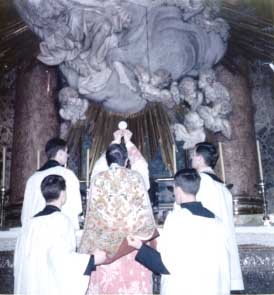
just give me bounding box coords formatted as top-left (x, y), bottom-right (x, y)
top-left (178, 77), bottom-right (203, 111)
top-left (197, 69), bottom-right (232, 138)
top-left (197, 105), bottom-right (232, 139)
top-left (58, 87), bottom-right (89, 124)
top-left (135, 65), bottom-right (177, 108)
top-left (199, 69), bottom-right (231, 108)
top-left (173, 112), bottom-right (206, 149)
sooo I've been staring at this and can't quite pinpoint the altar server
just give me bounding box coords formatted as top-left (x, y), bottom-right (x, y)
top-left (192, 141), bottom-right (244, 291)
top-left (21, 137), bottom-right (82, 229)
top-left (128, 168), bottom-right (230, 295)
top-left (14, 175), bottom-right (106, 295)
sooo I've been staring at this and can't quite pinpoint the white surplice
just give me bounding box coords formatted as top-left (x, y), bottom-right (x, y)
top-left (14, 211), bottom-right (90, 295)
top-left (158, 207), bottom-right (230, 295)
top-left (196, 167), bottom-right (244, 290)
top-left (21, 165), bottom-right (82, 229)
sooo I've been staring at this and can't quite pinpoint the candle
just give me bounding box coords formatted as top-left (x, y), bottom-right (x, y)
top-left (218, 142), bottom-right (226, 183)
top-left (1, 147), bottom-right (6, 187)
top-left (86, 148), bottom-right (90, 187)
top-left (37, 149), bottom-right (41, 170)
top-left (256, 140), bottom-right (264, 181)
top-left (173, 144), bottom-right (177, 174)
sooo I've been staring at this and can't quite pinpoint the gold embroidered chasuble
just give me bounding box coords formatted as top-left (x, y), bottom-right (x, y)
top-left (79, 165), bottom-right (156, 258)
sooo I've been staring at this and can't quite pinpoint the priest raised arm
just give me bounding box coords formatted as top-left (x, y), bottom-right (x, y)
top-left (90, 122), bottom-right (150, 190)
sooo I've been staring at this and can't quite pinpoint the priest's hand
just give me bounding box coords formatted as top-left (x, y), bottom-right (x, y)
top-left (113, 130), bottom-right (123, 143)
top-left (93, 248), bottom-right (107, 265)
top-left (127, 235), bottom-right (142, 249)
top-left (123, 129), bottom-right (133, 143)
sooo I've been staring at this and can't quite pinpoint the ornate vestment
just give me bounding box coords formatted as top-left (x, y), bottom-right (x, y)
top-left (79, 163), bottom-right (156, 294)
top-left (79, 165), bottom-right (155, 257)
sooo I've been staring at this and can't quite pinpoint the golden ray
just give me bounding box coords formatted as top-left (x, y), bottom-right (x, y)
top-left (66, 103), bottom-right (176, 179)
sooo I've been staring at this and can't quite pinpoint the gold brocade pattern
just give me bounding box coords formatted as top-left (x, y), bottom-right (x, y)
top-left (79, 166), bottom-right (156, 257)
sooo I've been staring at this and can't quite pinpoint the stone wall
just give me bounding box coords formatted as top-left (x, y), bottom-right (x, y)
top-left (249, 62), bottom-right (274, 213)
top-left (0, 69), bottom-right (16, 190)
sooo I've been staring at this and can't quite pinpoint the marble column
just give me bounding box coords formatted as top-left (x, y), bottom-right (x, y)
top-left (214, 65), bottom-right (262, 215)
top-left (9, 62), bottom-right (59, 207)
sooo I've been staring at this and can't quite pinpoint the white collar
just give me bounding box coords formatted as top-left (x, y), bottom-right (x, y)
top-left (110, 163), bottom-right (121, 169)
top-left (199, 167), bottom-right (215, 174)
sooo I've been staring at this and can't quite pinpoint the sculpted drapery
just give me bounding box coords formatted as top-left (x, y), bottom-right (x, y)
top-left (14, 0), bottom-right (229, 114)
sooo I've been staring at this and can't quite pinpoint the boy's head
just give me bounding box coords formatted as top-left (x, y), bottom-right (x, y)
top-left (45, 138), bottom-right (68, 166)
top-left (41, 175), bottom-right (66, 206)
top-left (192, 142), bottom-right (218, 170)
top-left (106, 143), bottom-right (128, 167)
top-left (174, 168), bottom-right (201, 204)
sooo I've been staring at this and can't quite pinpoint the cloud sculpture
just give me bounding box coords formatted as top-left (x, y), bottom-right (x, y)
top-left (14, 0), bottom-right (229, 114)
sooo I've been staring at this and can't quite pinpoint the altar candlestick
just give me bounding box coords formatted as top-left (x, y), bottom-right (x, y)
top-left (1, 147), bottom-right (6, 187)
top-left (173, 144), bottom-right (177, 174)
top-left (256, 140), bottom-right (264, 181)
top-left (37, 149), bottom-right (41, 170)
top-left (86, 148), bottom-right (90, 187)
top-left (218, 142), bottom-right (226, 183)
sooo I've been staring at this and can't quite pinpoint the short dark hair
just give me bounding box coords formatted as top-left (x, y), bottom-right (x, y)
top-left (106, 144), bottom-right (128, 167)
top-left (41, 175), bottom-right (66, 202)
top-left (195, 142), bottom-right (219, 168)
top-left (45, 138), bottom-right (67, 159)
top-left (174, 168), bottom-right (201, 196)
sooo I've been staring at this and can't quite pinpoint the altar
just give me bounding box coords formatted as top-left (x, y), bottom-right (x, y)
top-left (1, 226), bottom-right (274, 294)
top-left (234, 226), bottom-right (274, 294)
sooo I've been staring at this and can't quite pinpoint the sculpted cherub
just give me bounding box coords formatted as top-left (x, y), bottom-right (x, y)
top-left (134, 65), bottom-right (176, 108)
top-left (178, 77), bottom-right (203, 111)
top-left (134, 65), bottom-right (161, 102)
top-left (197, 105), bottom-right (232, 139)
top-left (197, 69), bottom-right (232, 138)
top-left (58, 87), bottom-right (89, 124)
top-left (198, 69), bottom-right (232, 115)
top-left (173, 111), bottom-right (206, 149)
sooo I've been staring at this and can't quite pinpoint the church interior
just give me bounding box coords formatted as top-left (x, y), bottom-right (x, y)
top-left (1, 0), bottom-right (274, 293)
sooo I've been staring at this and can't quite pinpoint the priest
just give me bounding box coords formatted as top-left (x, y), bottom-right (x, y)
top-left (21, 137), bottom-right (82, 229)
top-left (191, 141), bottom-right (244, 291)
top-left (14, 174), bottom-right (106, 295)
top-left (90, 121), bottom-right (150, 190)
top-left (79, 140), bottom-right (156, 294)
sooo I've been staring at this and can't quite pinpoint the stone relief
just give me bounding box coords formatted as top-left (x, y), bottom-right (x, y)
top-left (197, 69), bottom-right (232, 139)
top-left (173, 111), bottom-right (206, 149)
top-left (14, 0), bottom-right (231, 148)
top-left (58, 87), bottom-right (89, 124)
top-left (58, 86), bottom-right (89, 138)
top-left (173, 69), bottom-right (232, 148)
